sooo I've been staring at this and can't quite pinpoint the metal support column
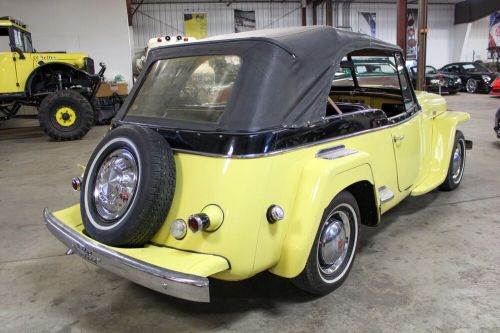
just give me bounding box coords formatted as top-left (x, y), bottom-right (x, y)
top-left (302, 7), bottom-right (307, 26)
top-left (416, 0), bottom-right (428, 91)
top-left (312, 3), bottom-right (318, 25)
top-left (396, 0), bottom-right (407, 55)
top-left (326, 0), bottom-right (333, 26)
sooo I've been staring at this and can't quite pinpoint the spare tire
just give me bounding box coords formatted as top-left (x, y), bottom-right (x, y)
top-left (80, 124), bottom-right (175, 246)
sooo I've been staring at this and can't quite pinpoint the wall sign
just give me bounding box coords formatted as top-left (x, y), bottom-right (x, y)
top-left (184, 13), bottom-right (208, 39)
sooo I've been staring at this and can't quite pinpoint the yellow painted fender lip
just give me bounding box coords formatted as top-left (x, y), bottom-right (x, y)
top-left (44, 205), bottom-right (230, 302)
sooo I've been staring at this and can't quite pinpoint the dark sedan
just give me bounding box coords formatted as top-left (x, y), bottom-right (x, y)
top-left (409, 66), bottom-right (461, 94)
top-left (439, 62), bottom-right (499, 93)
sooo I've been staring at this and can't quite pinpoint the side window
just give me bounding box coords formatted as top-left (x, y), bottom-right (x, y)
top-left (395, 53), bottom-right (416, 112)
top-left (0, 28), bottom-right (10, 52)
top-left (22, 32), bottom-right (33, 52)
top-left (12, 29), bottom-right (24, 51)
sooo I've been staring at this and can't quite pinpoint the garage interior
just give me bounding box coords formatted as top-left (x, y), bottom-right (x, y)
top-left (1, 0), bottom-right (499, 332)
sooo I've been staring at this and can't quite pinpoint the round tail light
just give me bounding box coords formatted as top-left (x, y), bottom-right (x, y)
top-left (188, 213), bottom-right (210, 233)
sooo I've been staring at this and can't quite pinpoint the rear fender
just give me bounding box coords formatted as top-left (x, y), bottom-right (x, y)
top-left (270, 151), bottom-right (374, 278)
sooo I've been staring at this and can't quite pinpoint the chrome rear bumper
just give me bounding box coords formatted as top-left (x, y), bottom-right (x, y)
top-left (43, 208), bottom-right (211, 302)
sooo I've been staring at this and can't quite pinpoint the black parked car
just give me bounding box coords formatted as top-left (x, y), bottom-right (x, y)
top-left (439, 62), bottom-right (499, 93)
top-left (408, 65), bottom-right (461, 94)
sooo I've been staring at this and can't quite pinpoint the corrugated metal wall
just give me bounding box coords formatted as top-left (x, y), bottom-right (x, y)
top-left (132, 1), bottom-right (491, 66)
top-left (132, 1), bottom-right (302, 56)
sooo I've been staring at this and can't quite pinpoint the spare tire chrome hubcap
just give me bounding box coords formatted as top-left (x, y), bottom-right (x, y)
top-left (94, 148), bottom-right (138, 220)
top-left (318, 210), bottom-right (350, 275)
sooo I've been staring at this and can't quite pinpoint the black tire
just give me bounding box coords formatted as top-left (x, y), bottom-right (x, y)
top-left (81, 124), bottom-right (176, 246)
top-left (292, 191), bottom-right (360, 295)
top-left (38, 90), bottom-right (94, 141)
top-left (465, 78), bottom-right (478, 93)
top-left (440, 130), bottom-right (466, 191)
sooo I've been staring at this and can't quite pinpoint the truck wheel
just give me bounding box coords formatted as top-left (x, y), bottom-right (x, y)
top-left (81, 124), bottom-right (176, 246)
top-left (439, 130), bottom-right (466, 191)
top-left (38, 90), bottom-right (94, 141)
top-left (293, 191), bottom-right (360, 295)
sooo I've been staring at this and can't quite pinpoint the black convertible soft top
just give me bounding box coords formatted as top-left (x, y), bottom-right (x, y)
top-left (121, 26), bottom-right (401, 132)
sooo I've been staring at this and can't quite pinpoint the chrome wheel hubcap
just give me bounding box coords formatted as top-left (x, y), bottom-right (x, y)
top-left (452, 140), bottom-right (464, 182)
top-left (318, 210), bottom-right (351, 275)
top-left (94, 148), bottom-right (138, 220)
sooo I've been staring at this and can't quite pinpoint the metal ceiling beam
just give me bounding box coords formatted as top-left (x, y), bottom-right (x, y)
top-left (127, 0), bottom-right (145, 26)
top-left (454, 0), bottom-right (500, 25)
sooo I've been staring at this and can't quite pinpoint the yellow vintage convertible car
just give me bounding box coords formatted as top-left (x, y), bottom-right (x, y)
top-left (44, 26), bottom-right (472, 302)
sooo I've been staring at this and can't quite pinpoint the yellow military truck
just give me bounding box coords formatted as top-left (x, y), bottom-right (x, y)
top-left (0, 16), bottom-right (107, 140)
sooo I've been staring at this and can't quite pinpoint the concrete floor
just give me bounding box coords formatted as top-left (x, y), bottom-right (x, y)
top-left (0, 93), bottom-right (499, 332)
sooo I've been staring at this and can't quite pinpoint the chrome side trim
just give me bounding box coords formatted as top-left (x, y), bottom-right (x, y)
top-left (316, 145), bottom-right (358, 160)
top-left (378, 186), bottom-right (395, 204)
top-left (43, 208), bottom-right (211, 302)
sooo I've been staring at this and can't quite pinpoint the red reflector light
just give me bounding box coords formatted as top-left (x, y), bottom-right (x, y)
top-left (188, 216), bottom-right (200, 232)
top-left (157, 37), bottom-right (162, 42)
top-left (188, 213), bottom-right (210, 233)
top-left (184, 37), bottom-right (189, 41)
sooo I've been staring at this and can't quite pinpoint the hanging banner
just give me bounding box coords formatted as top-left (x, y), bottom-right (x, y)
top-left (184, 13), bottom-right (208, 39)
top-left (488, 11), bottom-right (500, 59)
top-left (407, 9), bottom-right (418, 60)
top-left (234, 10), bottom-right (256, 33)
top-left (358, 12), bottom-right (376, 38)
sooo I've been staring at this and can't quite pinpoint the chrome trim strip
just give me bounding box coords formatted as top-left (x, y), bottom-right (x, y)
top-left (378, 186), bottom-right (395, 204)
top-left (43, 208), bottom-right (212, 302)
top-left (316, 145), bottom-right (358, 160)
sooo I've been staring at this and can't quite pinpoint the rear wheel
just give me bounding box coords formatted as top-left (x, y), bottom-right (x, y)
top-left (38, 90), bottom-right (93, 141)
top-left (292, 191), bottom-right (360, 295)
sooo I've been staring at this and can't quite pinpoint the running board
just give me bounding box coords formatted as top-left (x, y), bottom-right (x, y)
top-left (378, 186), bottom-right (394, 204)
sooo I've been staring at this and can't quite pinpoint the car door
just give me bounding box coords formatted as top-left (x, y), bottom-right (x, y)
top-left (11, 28), bottom-right (35, 93)
top-left (391, 53), bottom-right (422, 192)
top-left (0, 27), bottom-right (19, 93)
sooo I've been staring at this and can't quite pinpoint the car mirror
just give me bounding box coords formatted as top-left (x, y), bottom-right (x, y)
top-left (11, 45), bottom-right (25, 60)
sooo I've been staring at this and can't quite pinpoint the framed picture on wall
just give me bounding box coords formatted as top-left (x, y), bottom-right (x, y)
top-left (234, 10), bottom-right (256, 33)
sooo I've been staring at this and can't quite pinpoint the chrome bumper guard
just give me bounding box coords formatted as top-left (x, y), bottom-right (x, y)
top-left (44, 208), bottom-right (211, 302)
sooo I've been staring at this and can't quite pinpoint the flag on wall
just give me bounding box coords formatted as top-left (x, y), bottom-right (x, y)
top-left (358, 12), bottom-right (376, 38)
top-left (184, 13), bottom-right (208, 39)
top-left (234, 10), bottom-right (256, 33)
top-left (488, 11), bottom-right (500, 59)
top-left (407, 9), bottom-right (418, 60)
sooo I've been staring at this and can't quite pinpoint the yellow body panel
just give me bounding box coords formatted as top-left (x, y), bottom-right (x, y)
top-left (51, 91), bottom-right (468, 281)
top-left (0, 52), bottom-right (88, 94)
top-left (0, 53), bottom-right (19, 92)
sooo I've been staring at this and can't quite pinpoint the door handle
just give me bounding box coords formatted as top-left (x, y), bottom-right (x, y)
top-left (393, 135), bottom-right (405, 142)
